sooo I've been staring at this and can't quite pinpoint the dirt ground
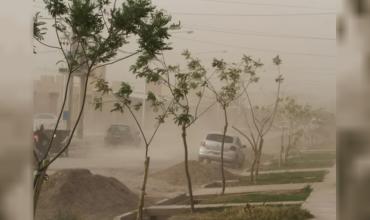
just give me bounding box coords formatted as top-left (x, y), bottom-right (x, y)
top-left (35, 169), bottom-right (138, 220)
top-left (151, 160), bottom-right (238, 186)
top-left (43, 131), bottom-right (290, 218)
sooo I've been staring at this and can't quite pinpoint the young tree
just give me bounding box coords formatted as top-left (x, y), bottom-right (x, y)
top-left (132, 50), bottom-right (213, 212)
top-left (205, 58), bottom-right (245, 194)
top-left (304, 108), bottom-right (335, 147)
top-left (232, 55), bottom-right (284, 183)
top-left (33, 0), bottom-right (175, 213)
top-left (94, 80), bottom-right (171, 220)
top-left (278, 97), bottom-right (312, 164)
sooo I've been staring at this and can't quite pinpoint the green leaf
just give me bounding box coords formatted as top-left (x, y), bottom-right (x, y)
top-left (43, 0), bottom-right (68, 18)
top-left (133, 102), bottom-right (143, 111)
top-left (273, 55), bottom-right (282, 66)
top-left (93, 97), bottom-right (103, 111)
top-left (111, 102), bottom-right (124, 113)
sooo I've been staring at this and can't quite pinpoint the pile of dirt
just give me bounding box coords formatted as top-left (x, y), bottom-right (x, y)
top-left (35, 169), bottom-right (138, 220)
top-left (151, 160), bottom-right (238, 186)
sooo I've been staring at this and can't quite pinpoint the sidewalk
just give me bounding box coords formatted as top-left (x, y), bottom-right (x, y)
top-left (302, 165), bottom-right (336, 220)
top-left (194, 183), bottom-right (310, 196)
top-left (230, 167), bottom-right (330, 177)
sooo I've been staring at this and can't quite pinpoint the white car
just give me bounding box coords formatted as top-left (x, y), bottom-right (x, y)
top-left (198, 133), bottom-right (246, 168)
top-left (33, 113), bottom-right (57, 131)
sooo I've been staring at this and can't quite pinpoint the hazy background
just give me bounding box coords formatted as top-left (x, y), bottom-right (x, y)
top-left (33, 0), bottom-right (337, 111)
top-left (0, 0), bottom-right (339, 219)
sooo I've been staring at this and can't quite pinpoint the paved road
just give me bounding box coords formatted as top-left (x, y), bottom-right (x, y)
top-left (303, 165), bottom-right (336, 220)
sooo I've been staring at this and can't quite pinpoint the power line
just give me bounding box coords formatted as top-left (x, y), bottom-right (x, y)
top-left (172, 12), bottom-right (336, 17)
top-left (200, 0), bottom-right (333, 10)
top-left (173, 36), bottom-right (335, 58)
top-left (183, 26), bottom-right (335, 41)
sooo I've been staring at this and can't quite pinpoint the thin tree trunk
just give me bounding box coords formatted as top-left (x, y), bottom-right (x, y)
top-left (285, 143), bottom-right (292, 164)
top-left (181, 125), bottom-right (195, 212)
top-left (34, 66), bottom-right (92, 212)
top-left (255, 152), bottom-right (261, 177)
top-left (250, 151), bottom-right (257, 183)
top-left (285, 147), bottom-right (290, 164)
top-left (279, 145), bottom-right (284, 168)
top-left (279, 127), bottom-right (285, 167)
top-left (255, 137), bottom-right (264, 177)
top-left (285, 132), bottom-right (292, 163)
top-left (220, 107), bottom-right (228, 194)
top-left (33, 168), bottom-right (46, 215)
top-left (136, 156), bottom-right (150, 220)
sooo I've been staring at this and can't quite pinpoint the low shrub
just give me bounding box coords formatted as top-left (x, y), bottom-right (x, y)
top-left (169, 206), bottom-right (314, 220)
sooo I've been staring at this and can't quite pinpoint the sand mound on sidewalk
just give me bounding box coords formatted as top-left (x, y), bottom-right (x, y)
top-left (152, 160), bottom-right (238, 186)
top-left (35, 169), bottom-right (138, 220)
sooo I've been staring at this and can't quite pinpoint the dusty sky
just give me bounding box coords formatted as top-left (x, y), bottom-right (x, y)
top-left (33, 0), bottom-right (337, 111)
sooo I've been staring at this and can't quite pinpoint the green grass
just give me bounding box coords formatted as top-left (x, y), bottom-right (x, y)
top-left (53, 211), bottom-right (80, 220)
top-left (207, 170), bottom-right (328, 187)
top-left (168, 205), bottom-right (314, 220)
top-left (262, 152), bottom-right (336, 171)
top-left (198, 186), bottom-right (312, 204)
top-left (238, 170), bottom-right (327, 186)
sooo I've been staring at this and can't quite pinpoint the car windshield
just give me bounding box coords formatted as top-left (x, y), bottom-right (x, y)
top-left (206, 134), bottom-right (233, 143)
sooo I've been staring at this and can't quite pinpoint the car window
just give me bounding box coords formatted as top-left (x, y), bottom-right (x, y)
top-left (206, 134), bottom-right (233, 143)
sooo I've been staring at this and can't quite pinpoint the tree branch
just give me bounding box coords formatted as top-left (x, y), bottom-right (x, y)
top-left (187, 101), bottom-right (216, 128)
top-left (147, 99), bottom-right (173, 145)
top-left (41, 17), bottom-right (76, 161)
top-left (232, 125), bottom-right (255, 150)
top-left (262, 81), bottom-right (282, 136)
top-left (124, 103), bottom-right (149, 146)
top-left (92, 50), bottom-right (141, 71)
top-left (242, 83), bottom-right (263, 136)
top-left (194, 86), bottom-right (206, 118)
top-left (34, 37), bottom-right (61, 50)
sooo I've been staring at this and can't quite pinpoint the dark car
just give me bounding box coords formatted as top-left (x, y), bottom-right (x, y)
top-left (33, 127), bottom-right (70, 161)
top-left (104, 124), bottom-right (141, 146)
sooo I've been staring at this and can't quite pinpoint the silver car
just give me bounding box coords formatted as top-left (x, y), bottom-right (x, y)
top-left (198, 133), bottom-right (246, 168)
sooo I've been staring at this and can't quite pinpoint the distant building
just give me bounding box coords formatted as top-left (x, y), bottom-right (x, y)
top-left (33, 74), bottom-right (66, 115)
